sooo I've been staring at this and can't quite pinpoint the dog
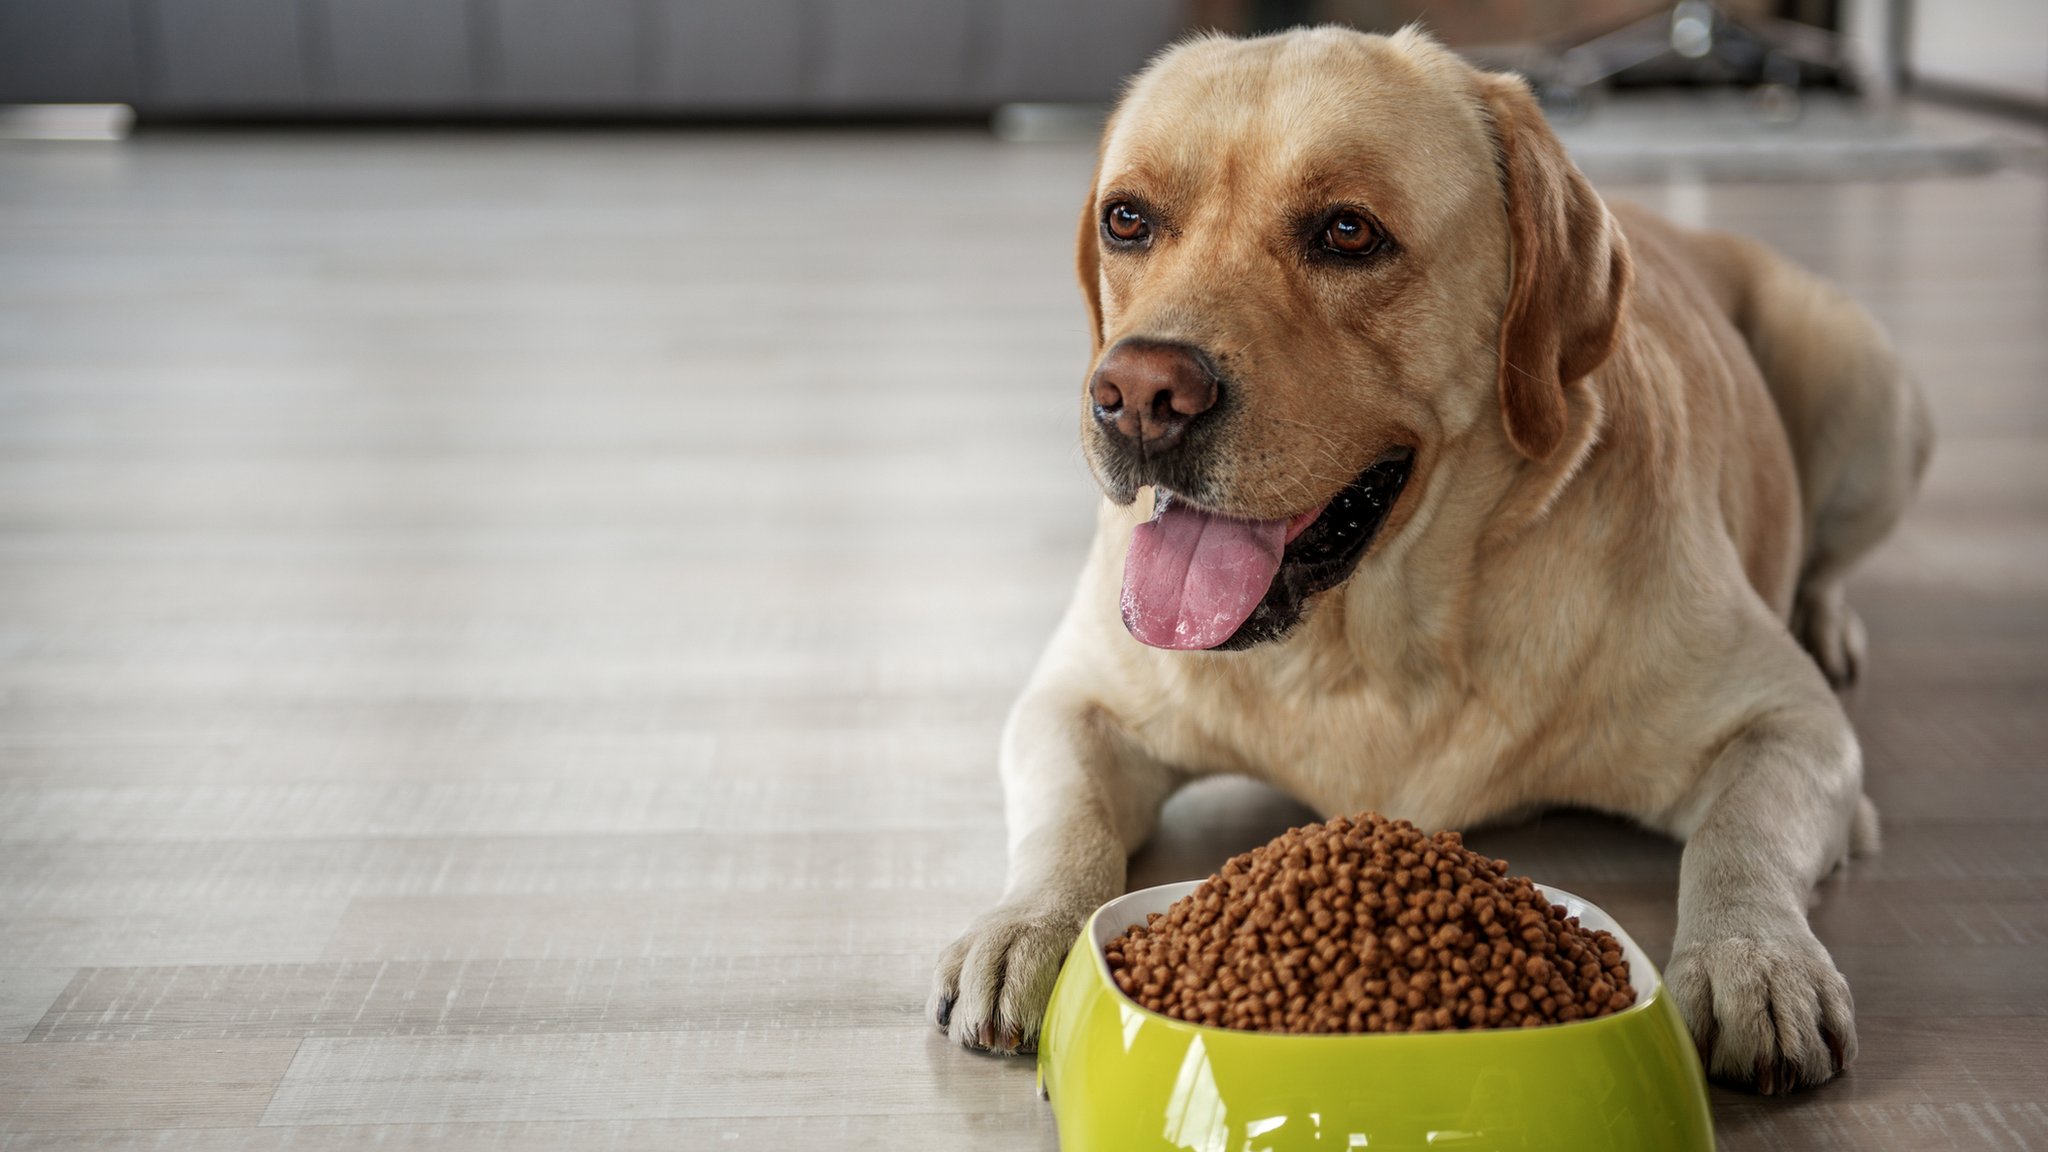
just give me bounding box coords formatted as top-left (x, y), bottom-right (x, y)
top-left (929, 25), bottom-right (1930, 1093)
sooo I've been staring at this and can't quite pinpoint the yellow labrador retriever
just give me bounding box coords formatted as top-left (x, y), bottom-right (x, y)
top-left (930, 25), bottom-right (1930, 1092)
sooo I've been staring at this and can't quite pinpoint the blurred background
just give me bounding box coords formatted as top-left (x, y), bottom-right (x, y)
top-left (0, 0), bottom-right (2042, 123)
top-left (1, 3), bottom-right (2044, 1150)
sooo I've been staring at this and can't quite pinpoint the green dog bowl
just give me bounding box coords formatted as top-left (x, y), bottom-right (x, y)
top-left (1038, 880), bottom-right (1712, 1151)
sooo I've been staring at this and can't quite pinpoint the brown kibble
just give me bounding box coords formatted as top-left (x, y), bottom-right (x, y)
top-left (1103, 812), bottom-right (1634, 1034)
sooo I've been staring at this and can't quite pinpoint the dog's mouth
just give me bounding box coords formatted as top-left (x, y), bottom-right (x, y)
top-left (1120, 449), bottom-right (1414, 651)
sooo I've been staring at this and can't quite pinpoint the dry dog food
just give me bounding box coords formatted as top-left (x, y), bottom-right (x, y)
top-left (1105, 812), bottom-right (1636, 1033)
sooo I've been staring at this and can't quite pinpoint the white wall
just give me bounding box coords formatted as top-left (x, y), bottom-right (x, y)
top-left (1910, 0), bottom-right (2048, 107)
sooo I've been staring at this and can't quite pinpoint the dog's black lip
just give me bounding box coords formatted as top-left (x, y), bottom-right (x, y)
top-left (1167, 448), bottom-right (1413, 652)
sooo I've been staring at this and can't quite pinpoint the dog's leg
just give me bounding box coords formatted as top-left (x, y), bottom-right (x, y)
top-left (1788, 354), bottom-right (1926, 686)
top-left (928, 691), bottom-right (1178, 1054)
top-left (1719, 232), bottom-right (1933, 688)
top-left (1662, 687), bottom-right (1866, 1093)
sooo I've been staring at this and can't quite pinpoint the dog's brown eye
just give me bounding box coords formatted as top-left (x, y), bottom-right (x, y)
top-left (1104, 201), bottom-right (1150, 244)
top-left (1323, 212), bottom-right (1382, 256)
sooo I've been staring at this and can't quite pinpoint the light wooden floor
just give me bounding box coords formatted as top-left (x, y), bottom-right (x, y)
top-left (0, 122), bottom-right (2043, 1150)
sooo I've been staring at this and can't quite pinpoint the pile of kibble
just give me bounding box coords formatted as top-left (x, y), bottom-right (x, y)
top-left (1104, 813), bottom-right (1636, 1033)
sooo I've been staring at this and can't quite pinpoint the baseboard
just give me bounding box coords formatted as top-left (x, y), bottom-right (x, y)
top-left (1907, 75), bottom-right (2048, 126)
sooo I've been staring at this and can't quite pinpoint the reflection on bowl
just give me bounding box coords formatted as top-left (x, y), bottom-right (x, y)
top-left (1037, 880), bottom-right (1712, 1151)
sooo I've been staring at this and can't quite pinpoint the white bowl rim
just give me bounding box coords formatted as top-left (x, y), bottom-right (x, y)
top-left (1085, 879), bottom-right (1660, 1034)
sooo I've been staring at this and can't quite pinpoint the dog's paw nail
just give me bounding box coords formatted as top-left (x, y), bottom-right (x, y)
top-left (977, 1022), bottom-right (994, 1050)
top-left (935, 996), bottom-right (954, 1028)
top-left (1823, 1025), bottom-right (1847, 1072)
top-left (1755, 1057), bottom-right (1778, 1096)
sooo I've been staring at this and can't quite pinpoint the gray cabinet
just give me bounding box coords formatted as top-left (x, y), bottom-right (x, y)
top-left (143, 0), bottom-right (312, 109)
top-left (982, 0), bottom-right (1186, 102)
top-left (814, 0), bottom-right (976, 107)
top-left (646, 0), bottom-right (813, 111)
top-left (0, 0), bottom-right (143, 104)
top-left (0, 0), bottom-right (1189, 116)
top-left (487, 0), bottom-right (642, 108)
top-left (320, 0), bottom-right (477, 109)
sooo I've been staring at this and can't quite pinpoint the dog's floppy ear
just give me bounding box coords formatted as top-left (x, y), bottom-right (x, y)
top-left (1077, 108), bottom-right (1125, 356)
top-left (1479, 72), bottom-right (1632, 462)
top-left (1076, 181), bottom-right (1105, 356)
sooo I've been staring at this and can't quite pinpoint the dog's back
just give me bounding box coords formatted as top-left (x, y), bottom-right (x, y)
top-left (1615, 202), bottom-right (1933, 685)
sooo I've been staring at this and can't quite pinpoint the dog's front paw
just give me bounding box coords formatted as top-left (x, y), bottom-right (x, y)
top-left (928, 900), bottom-right (1087, 1055)
top-left (1666, 926), bottom-right (1856, 1093)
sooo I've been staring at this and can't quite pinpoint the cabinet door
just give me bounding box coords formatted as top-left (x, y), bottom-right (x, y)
top-left (318, 0), bottom-right (478, 109)
top-left (645, 0), bottom-right (812, 110)
top-left (981, 0), bottom-right (1186, 103)
top-left (143, 0), bottom-right (311, 109)
top-left (486, 0), bottom-right (641, 109)
top-left (0, 0), bottom-right (143, 103)
top-left (815, 0), bottom-right (976, 109)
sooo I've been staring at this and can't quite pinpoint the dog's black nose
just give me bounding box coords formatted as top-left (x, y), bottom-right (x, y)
top-left (1090, 340), bottom-right (1219, 451)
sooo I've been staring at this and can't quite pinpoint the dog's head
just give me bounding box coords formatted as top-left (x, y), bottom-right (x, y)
top-left (1082, 27), bottom-right (1631, 651)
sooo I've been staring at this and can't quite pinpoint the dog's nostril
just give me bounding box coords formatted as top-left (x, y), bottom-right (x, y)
top-left (1092, 379), bottom-right (1124, 412)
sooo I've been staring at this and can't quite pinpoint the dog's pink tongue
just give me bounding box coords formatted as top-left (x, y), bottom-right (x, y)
top-left (1121, 502), bottom-right (1287, 650)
